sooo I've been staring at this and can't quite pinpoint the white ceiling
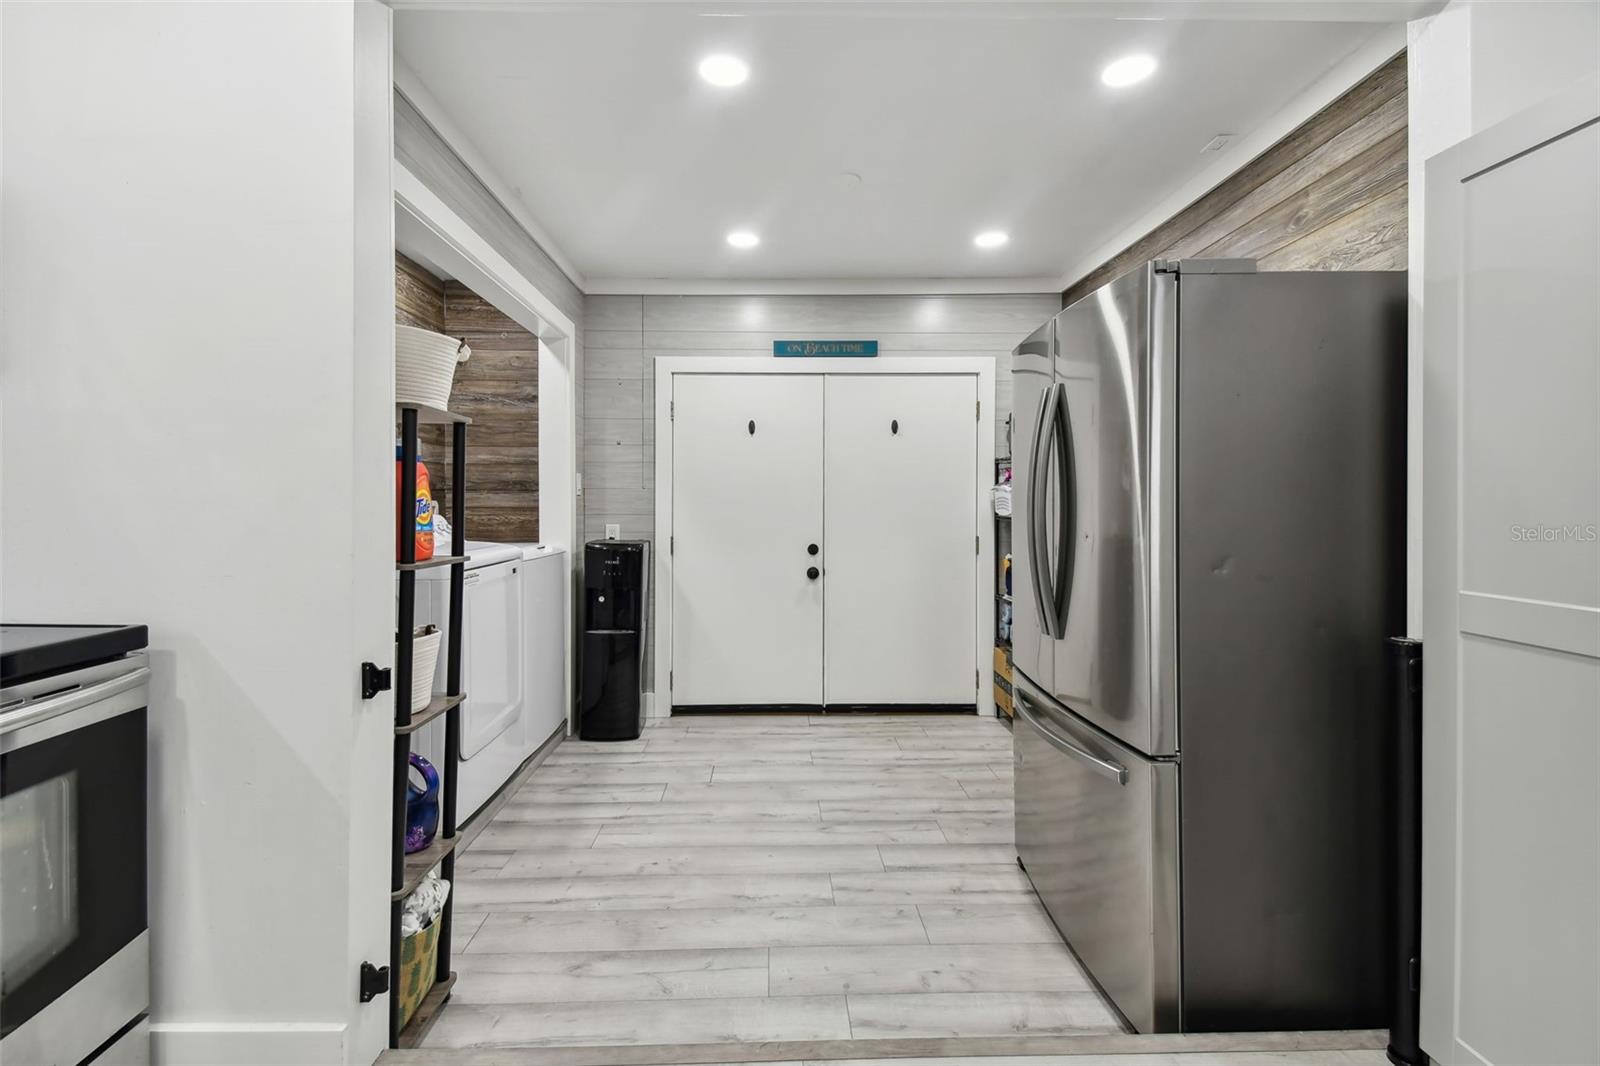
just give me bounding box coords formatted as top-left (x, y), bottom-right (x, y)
top-left (394, 4), bottom-right (1405, 288)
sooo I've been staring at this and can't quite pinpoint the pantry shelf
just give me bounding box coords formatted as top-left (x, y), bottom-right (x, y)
top-left (392, 833), bottom-right (460, 902)
top-left (994, 455), bottom-right (1014, 714)
top-left (397, 554), bottom-right (467, 572)
top-left (397, 401), bottom-right (471, 425)
top-left (388, 404), bottom-right (466, 1047)
top-left (395, 693), bottom-right (465, 736)
top-left (397, 972), bottom-right (457, 1050)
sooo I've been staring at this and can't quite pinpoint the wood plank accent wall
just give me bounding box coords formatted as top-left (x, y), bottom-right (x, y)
top-left (1062, 51), bottom-right (1408, 306)
top-left (396, 253), bottom-right (445, 331)
top-left (395, 256), bottom-right (540, 542)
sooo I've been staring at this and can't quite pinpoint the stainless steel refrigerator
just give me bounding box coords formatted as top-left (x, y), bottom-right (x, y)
top-left (1011, 259), bottom-right (1405, 1034)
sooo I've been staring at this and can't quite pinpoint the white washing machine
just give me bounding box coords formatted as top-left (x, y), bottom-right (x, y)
top-left (411, 540), bottom-right (567, 821)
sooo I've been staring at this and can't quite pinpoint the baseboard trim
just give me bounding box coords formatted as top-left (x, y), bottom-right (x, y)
top-left (379, 1027), bottom-right (1387, 1065)
top-left (150, 1021), bottom-right (347, 1066)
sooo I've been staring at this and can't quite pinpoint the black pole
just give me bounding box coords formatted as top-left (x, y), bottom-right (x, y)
top-left (436, 418), bottom-right (466, 985)
top-left (1387, 637), bottom-right (1425, 1066)
top-left (391, 406), bottom-right (419, 1047)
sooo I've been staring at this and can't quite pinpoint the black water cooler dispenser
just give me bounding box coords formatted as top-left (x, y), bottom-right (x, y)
top-left (580, 540), bottom-right (649, 740)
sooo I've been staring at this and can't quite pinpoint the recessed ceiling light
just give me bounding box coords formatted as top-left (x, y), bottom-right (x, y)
top-left (726, 230), bottom-right (760, 249)
top-left (698, 54), bottom-right (750, 88)
top-left (1101, 54), bottom-right (1157, 88)
top-left (974, 230), bottom-right (1009, 249)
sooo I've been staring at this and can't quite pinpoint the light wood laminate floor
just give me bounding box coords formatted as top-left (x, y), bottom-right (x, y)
top-left (424, 712), bottom-right (1127, 1051)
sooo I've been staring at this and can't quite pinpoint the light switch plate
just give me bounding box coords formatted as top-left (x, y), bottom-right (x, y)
top-left (606, 523), bottom-right (621, 540)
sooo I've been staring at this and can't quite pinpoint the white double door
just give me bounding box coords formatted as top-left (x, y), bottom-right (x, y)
top-left (671, 372), bottom-right (978, 709)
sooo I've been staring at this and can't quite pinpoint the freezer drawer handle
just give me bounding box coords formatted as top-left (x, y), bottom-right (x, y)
top-left (1016, 694), bottom-right (1128, 785)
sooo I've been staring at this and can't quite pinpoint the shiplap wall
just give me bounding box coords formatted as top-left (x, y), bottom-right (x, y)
top-left (434, 283), bottom-right (543, 542)
top-left (1063, 51), bottom-right (1408, 305)
top-left (582, 292), bottom-right (1060, 689)
top-left (396, 252), bottom-right (446, 331)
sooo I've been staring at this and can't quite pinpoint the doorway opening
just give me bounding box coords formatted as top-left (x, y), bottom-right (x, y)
top-left (394, 163), bottom-right (578, 732)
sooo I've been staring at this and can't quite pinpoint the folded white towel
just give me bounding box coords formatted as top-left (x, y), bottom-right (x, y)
top-left (432, 513), bottom-right (453, 557)
top-left (401, 872), bottom-right (451, 936)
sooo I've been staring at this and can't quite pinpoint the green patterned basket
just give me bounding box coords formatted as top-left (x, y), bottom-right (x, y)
top-left (398, 914), bottom-right (441, 1031)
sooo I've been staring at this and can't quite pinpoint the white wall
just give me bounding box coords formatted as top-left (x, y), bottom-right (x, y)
top-left (1405, 0), bottom-right (1600, 637)
top-left (0, 4), bottom-right (394, 1064)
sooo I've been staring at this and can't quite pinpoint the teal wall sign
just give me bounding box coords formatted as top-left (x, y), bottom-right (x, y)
top-left (773, 340), bottom-right (878, 358)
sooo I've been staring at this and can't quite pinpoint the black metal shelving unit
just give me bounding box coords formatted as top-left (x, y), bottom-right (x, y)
top-left (391, 402), bottom-right (469, 1049)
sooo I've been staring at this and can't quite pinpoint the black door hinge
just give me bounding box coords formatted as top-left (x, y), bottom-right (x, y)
top-left (359, 961), bottom-right (389, 1003)
top-left (361, 662), bottom-right (391, 701)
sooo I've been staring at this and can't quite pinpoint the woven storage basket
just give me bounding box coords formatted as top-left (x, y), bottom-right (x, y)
top-left (397, 912), bottom-right (441, 1031)
top-left (400, 626), bottom-right (442, 713)
top-left (396, 325), bottom-right (469, 410)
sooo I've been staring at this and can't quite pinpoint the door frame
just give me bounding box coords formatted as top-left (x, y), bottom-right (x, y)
top-left (653, 355), bottom-right (997, 717)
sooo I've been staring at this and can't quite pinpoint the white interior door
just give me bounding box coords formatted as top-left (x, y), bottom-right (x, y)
top-left (1421, 82), bottom-right (1599, 1066)
top-left (671, 374), bottom-right (825, 707)
top-left (824, 374), bottom-right (978, 706)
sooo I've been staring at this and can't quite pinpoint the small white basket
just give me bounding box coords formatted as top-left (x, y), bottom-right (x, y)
top-left (405, 626), bottom-right (442, 712)
top-left (396, 325), bottom-right (470, 411)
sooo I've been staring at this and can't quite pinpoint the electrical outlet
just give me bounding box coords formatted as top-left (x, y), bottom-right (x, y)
top-left (606, 523), bottom-right (621, 540)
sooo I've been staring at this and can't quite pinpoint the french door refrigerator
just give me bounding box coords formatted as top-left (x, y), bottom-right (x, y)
top-left (1011, 259), bottom-right (1405, 1034)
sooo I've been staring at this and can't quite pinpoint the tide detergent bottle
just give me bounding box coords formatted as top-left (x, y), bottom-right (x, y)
top-left (396, 443), bottom-right (435, 562)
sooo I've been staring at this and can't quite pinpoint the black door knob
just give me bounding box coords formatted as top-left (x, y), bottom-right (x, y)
top-left (806, 566), bottom-right (820, 580)
top-left (807, 543), bottom-right (819, 556)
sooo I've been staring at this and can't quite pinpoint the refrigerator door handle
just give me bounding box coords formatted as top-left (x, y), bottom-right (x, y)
top-left (1016, 687), bottom-right (1128, 785)
top-left (1026, 382), bottom-right (1058, 638)
top-left (1050, 382), bottom-right (1077, 634)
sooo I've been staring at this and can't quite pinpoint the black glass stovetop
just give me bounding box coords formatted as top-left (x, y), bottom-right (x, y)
top-left (1, 624), bottom-right (149, 687)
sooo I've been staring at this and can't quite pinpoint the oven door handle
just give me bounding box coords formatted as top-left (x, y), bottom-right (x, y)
top-left (1016, 687), bottom-right (1128, 785)
top-left (0, 666), bottom-right (151, 739)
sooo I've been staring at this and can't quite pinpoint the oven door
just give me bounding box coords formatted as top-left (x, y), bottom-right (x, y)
top-left (1, 657), bottom-right (150, 1065)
